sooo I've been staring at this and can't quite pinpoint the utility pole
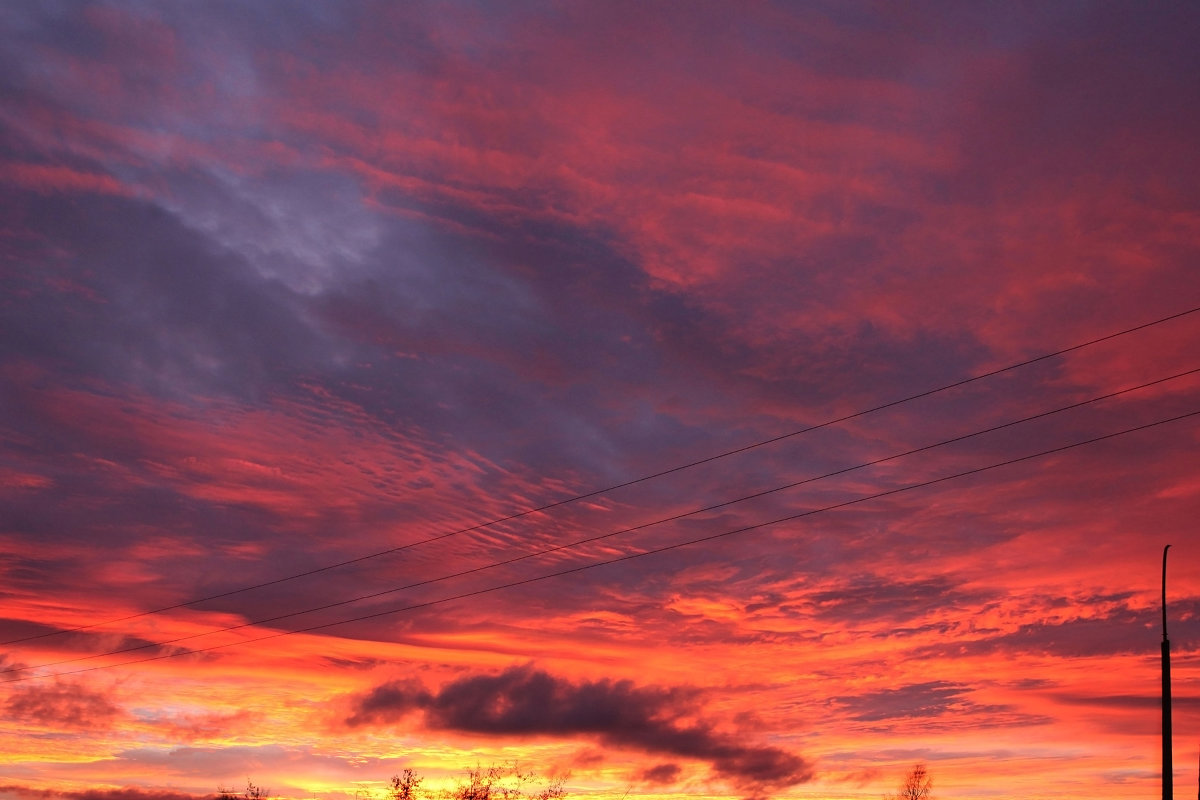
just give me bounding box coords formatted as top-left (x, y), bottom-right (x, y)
top-left (1164, 544), bottom-right (1173, 800)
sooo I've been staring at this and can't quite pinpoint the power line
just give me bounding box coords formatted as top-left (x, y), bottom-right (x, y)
top-left (4, 304), bottom-right (1197, 649)
top-left (9, 365), bottom-right (1198, 676)
top-left (7, 403), bottom-right (1198, 684)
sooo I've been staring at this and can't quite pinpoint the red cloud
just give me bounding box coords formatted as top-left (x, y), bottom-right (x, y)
top-left (4, 681), bottom-right (122, 730)
top-left (2, 163), bottom-right (133, 197)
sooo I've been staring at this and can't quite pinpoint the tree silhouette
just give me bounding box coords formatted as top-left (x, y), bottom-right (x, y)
top-left (390, 769), bottom-right (423, 800)
top-left (218, 780), bottom-right (269, 800)
top-left (887, 764), bottom-right (931, 800)
top-left (220, 764), bottom-right (562, 800)
top-left (448, 764), bottom-right (564, 800)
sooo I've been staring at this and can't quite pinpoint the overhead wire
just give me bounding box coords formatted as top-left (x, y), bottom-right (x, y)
top-left (4, 303), bottom-right (1198, 649)
top-left (8, 406), bottom-right (1198, 684)
top-left (9, 369), bottom-right (1200, 681)
top-left (8, 364), bottom-right (1199, 675)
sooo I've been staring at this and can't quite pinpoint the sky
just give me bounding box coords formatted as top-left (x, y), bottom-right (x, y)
top-left (2, 2), bottom-right (1200, 800)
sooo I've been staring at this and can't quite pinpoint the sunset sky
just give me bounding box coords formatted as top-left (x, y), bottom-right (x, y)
top-left (2, 3), bottom-right (1200, 800)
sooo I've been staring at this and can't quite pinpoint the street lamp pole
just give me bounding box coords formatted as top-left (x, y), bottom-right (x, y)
top-left (1164, 544), bottom-right (1173, 800)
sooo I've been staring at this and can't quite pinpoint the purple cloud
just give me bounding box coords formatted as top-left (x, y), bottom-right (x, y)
top-left (346, 665), bottom-right (811, 793)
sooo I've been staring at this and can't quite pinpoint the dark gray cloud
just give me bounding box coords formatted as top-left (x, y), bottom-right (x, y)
top-left (346, 665), bottom-right (811, 792)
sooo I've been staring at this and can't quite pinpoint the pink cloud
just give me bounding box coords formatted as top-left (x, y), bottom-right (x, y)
top-left (4, 681), bottom-right (122, 731)
top-left (2, 163), bottom-right (133, 197)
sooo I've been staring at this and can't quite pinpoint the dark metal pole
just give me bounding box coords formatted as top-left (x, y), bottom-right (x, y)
top-left (1164, 544), bottom-right (1173, 800)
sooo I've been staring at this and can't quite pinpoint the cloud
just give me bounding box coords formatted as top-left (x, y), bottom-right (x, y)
top-left (346, 665), bottom-right (812, 792)
top-left (908, 597), bottom-right (1200, 660)
top-left (638, 763), bottom-right (682, 785)
top-left (149, 709), bottom-right (258, 743)
top-left (835, 681), bottom-right (973, 722)
top-left (0, 2), bottom-right (1198, 798)
top-left (804, 575), bottom-right (993, 624)
top-left (1, 161), bottom-right (134, 197)
top-left (0, 787), bottom-right (207, 800)
top-left (1052, 693), bottom-right (1200, 711)
top-left (825, 681), bottom-right (1051, 734)
top-left (4, 681), bottom-right (122, 730)
top-left (0, 653), bottom-right (29, 682)
top-left (0, 618), bottom-right (211, 667)
top-left (830, 680), bottom-right (1051, 733)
